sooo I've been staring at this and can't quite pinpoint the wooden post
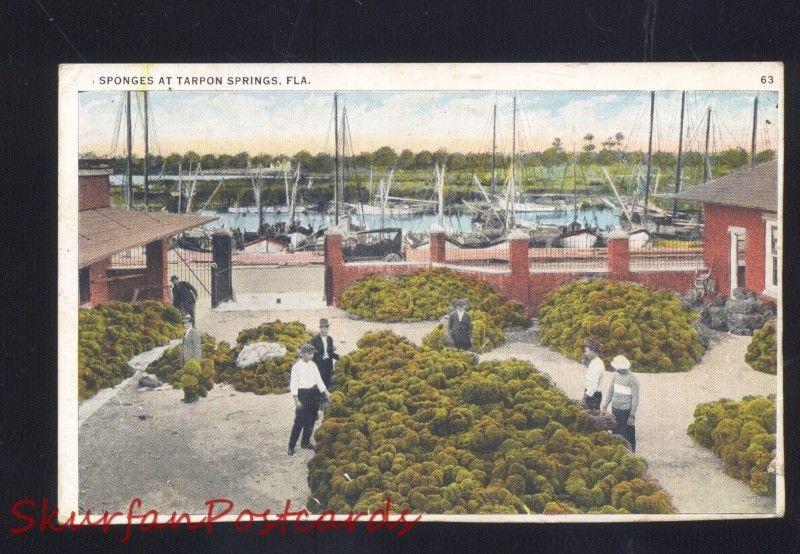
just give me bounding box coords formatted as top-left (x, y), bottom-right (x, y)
top-left (211, 230), bottom-right (233, 308)
top-left (145, 239), bottom-right (169, 302)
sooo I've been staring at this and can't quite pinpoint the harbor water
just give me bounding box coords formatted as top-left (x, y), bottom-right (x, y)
top-left (200, 207), bottom-right (622, 233)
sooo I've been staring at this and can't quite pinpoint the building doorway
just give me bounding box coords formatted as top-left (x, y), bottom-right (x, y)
top-left (729, 228), bottom-right (746, 291)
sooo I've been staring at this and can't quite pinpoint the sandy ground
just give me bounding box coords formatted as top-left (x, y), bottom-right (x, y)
top-left (484, 324), bottom-right (778, 514)
top-left (79, 265), bottom-right (434, 513)
top-left (79, 265), bottom-right (779, 515)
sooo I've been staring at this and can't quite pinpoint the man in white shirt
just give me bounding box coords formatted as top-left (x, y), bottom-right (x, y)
top-left (288, 342), bottom-right (330, 456)
top-left (581, 338), bottom-right (605, 410)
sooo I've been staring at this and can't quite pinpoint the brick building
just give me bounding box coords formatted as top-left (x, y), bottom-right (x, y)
top-left (678, 160), bottom-right (779, 299)
top-left (78, 166), bottom-right (215, 307)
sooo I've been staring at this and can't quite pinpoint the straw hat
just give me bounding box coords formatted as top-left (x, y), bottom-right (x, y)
top-left (610, 355), bottom-right (631, 370)
top-left (299, 343), bottom-right (316, 355)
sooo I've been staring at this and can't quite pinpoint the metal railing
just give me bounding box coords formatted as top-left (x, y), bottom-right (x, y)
top-left (110, 246), bottom-right (147, 268)
top-left (530, 245), bottom-right (608, 273)
top-left (629, 240), bottom-right (705, 272)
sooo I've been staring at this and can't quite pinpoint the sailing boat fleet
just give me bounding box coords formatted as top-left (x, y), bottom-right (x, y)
top-left (152, 89), bottom-right (766, 258)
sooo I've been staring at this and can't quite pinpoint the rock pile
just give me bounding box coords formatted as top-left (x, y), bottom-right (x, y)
top-left (235, 341), bottom-right (288, 368)
top-left (701, 288), bottom-right (775, 335)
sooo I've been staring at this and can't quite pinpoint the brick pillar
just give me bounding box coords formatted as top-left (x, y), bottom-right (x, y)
top-left (87, 259), bottom-right (110, 306)
top-left (507, 228), bottom-right (531, 306)
top-left (145, 238), bottom-right (169, 302)
top-left (607, 230), bottom-right (631, 281)
top-left (429, 223), bottom-right (447, 263)
top-left (324, 226), bottom-right (345, 305)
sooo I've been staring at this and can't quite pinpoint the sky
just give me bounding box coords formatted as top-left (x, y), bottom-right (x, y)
top-left (79, 89), bottom-right (779, 157)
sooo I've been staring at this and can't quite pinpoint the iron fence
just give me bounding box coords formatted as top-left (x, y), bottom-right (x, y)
top-left (110, 245), bottom-right (147, 268)
top-left (443, 238), bottom-right (510, 269)
top-left (629, 240), bottom-right (705, 272)
top-left (168, 240), bottom-right (213, 300)
top-left (530, 245), bottom-right (608, 273)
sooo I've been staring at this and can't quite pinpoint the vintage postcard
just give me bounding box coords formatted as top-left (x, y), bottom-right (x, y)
top-left (57, 63), bottom-right (783, 527)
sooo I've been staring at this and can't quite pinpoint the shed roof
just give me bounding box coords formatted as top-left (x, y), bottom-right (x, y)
top-left (79, 207), bottom-right (216, 267)
top-left (676, 160), bottom-right (777, 212)
top-left (79, 168), bottom-right (113, 176)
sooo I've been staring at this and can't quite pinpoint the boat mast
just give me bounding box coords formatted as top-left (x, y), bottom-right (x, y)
top-left (258, 166), bottom-right (264, 233)
top-left (177, 162), bottom-right (182, 213)
top-left (437, 164), bottom-right (445, 227)
top-left (643, 91), bottom-right (655, 218)
top-left (125, 90), bottom-right (133, 209)
top-left (702, 106), bottom-right (712, 182)
top-left (505, 95), bottom-right (517, 230)
top-left (491, 102), bottom-right (497, 195)
top-left (672, 90), bottom-right (686, 216)
top-left (750, 96), bottom-right (759, 167)
top-left (333, 92), bottom-right (340, 226)
top-left (341, 105), bottom-right (347, 216)
top-left (143, 91), bottom-right (149, 208)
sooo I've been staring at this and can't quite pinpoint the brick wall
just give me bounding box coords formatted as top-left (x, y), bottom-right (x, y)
top-left (81, 239), bottom-right (170, 307)
top-left (107, 269), bottom-right (150, 302)
top-left (79, 174), bottom-right (111, 211)
top-left (324, 230), bottom-right (705, 313)
top-left (702, 203), bottom-right (767, 296)
top-left (81, 259), bottom-right (111, 307)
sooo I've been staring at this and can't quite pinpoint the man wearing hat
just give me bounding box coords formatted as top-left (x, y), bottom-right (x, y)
top-left (447, 298), bottom-right (473, 351)
top-left (170, 275), bottom-right (198, 325)
top-left (581, 338), bottom-right (606, 411)
top-left (600, 355), bottom-right (639, 452)
top-left (311, 318), bottom-right (339, 389)
top-left (288, 342), bottom-right (330, 456)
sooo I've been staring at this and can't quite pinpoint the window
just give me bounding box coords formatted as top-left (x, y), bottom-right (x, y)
top-left (79, 266), bottom-right (91, 304)
top-left (736, 234), bottom-right (747, 288)
top-left (765, 221), bottom-right (779, 296)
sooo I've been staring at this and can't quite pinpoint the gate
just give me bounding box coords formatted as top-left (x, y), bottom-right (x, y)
top-left (168, 240), bottom-right (213, 300)
top-left (211, 232), bottom-right (234, 307)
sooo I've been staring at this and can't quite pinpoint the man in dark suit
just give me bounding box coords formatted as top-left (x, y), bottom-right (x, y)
top-left (311, 318), bottom-right (339, 389)
top-left (170, 275), bottom-right (198, 325)
top-left (447, 298), bottom-right (473, 351)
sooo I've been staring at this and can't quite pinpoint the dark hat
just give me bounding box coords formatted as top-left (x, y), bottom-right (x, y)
top-left (319, 318), bottom-right (330, 327)
top-left (171, 275), bottom-right (179, 281)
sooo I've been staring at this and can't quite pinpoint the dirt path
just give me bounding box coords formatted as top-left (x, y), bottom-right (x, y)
top-left (483, 325), bottom-right (778, 514)
top-left (79, 302), bottom-right (433, 514)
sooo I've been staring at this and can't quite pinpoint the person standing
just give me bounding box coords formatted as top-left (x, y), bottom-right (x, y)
top-left (600, 355), bottom-right (639, 452)
top-left (170, 275), bottom-right (198, 325)
top-left (311, 318), bottom-right (339, 389)
top-left (447, 298), bottom-right (473, 351)
top-left (181, 315), bottom-right (202, 364)
top-left (288, 343), bottom-right (330, 456)
top-left (581, 338), bottom-right (606, 410)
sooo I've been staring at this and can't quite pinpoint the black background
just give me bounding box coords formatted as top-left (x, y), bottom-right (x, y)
top-left (4, 1), bottom-right (799, 551)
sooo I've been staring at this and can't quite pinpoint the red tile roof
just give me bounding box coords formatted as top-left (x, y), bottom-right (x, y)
top-left (79, 207), bottom-right (216, 267)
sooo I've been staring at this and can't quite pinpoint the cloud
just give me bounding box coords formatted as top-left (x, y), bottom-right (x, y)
top-left (78, 90), bottom-right (780, 156)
